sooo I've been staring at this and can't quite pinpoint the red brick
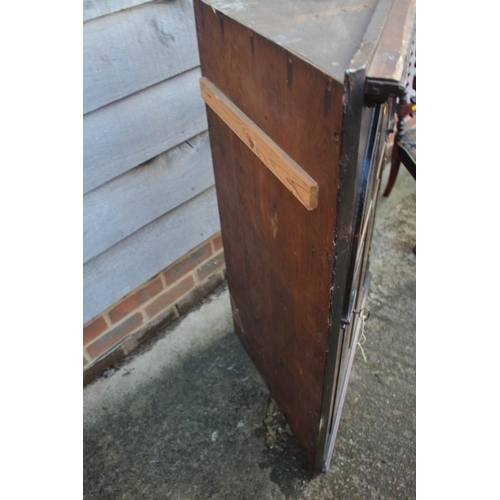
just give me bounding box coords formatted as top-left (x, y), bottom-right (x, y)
top-left (163, 243), bottom-right (212, 286)
top-left (177, 273), bottom-right (224, 316)
top-left (108, 295), bottom-right (140, 324)
top-left (83, 316), bottom-right (109, 345)
top-left (122, 307), bottom-right (178, 354)
top-left (87, 313), bottom-right (143, 360)
top-left (212, 232), bottom-right (223, 252)
top-left (145, 275), bottom-right (195, 319)
top-left (83, 308), bottom-right (180, 386)
top-left (135, 277), bottom-right (164, 304)
top-left (108, 277), bottom-right (164, 324)
top-left (196, 252), bottom-right (225, 282)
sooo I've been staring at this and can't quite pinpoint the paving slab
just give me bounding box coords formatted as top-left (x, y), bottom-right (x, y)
top-left (84, 165), bottom-right (416, 499)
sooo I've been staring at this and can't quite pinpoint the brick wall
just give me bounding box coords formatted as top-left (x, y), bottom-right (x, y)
top-left (83, 232), bottom-right (225, 385)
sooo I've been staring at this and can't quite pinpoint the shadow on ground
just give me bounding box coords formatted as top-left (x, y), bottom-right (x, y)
top-left (84, 167), bottom-right (415, 499)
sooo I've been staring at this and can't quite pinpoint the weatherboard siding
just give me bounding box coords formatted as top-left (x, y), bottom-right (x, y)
top-left (83, 0), bottom-right (199, 113)
top-left (83, 0), bottom-right (218, 325)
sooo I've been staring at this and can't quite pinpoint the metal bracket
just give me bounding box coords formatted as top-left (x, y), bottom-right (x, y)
top-left (341, 289), bottom-right (357, 327)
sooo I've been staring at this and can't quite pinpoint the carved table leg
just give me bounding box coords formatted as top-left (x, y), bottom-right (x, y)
top-left (383, 109), bottom-right (406, 198)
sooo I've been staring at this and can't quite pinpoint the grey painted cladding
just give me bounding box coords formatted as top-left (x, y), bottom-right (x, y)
top-left (83, 1), bottom-right (199, 114)
top-left (83, 0), bottom-right (219, 323)
top-left (83, 68), bottom-right (208, 195)
top-left (83, 0), bottom-right (154, 22)
top-left (83, 131), bottom-right (214, 264)
top-left (83, 187), bottom-right (220, 323)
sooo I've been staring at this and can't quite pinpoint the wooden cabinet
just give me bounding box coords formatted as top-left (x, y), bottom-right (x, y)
top-left (194, 0), bottom-right (415, 473)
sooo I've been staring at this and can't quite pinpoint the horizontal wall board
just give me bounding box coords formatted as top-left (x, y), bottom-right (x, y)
top-left (84, 0), bottom-right (199, 114)
top-left (83, 186), bottom-right (220, 323)
top-left (83, 0), bottom-right (153, 22)
top-left (84, 131), bottom-right (214, 263)
top-left (83, 67), bottom-right (208, 194)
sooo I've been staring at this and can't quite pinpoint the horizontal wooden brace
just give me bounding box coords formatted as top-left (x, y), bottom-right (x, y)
top-left (200, 77), bottom-right (319, 211)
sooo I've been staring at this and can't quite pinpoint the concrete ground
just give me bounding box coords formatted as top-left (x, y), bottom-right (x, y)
top-left (84, 165), bottom-right (416, 500)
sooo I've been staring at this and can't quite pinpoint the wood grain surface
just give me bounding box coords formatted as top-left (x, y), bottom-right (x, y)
top-left (195, 0), bottom-right (345, 467)
top-left (84, 131), bottom-right (214, 263)
top-left (198, 0), bottom-right (378, 82)
top-left (83, 67), bottom-right (207, 194)
top-left (200, 77), bottom-right (318, 210)
top-left (84, 0), bottom-right (199, 113)
top-left (366, 0), bottom-right (416, 83)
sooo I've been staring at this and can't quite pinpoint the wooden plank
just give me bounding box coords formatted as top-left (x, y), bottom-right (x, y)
top-left (349, 0), bottom-right (394, 70)
top-left (83, 186), bottom-right (220, 323)
top-left (83, 0), bottom-right (153, 22)
top-left (366, 0), bottom-right (415, 83)
top-left (84, 1), bottom-right (200, 114)
top-left (84, 131), bottom-right (214, 263)
top-left (195, 1), bottom-right (344, 467)
top-left (200, 77), bottom-right (318, 211)
top-left (83, 67), bottom-right (208, 194)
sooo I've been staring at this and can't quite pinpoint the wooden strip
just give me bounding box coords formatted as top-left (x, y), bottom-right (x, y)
top-left (84, 131), bottom-right (214, 263)
top-left (349, 0), bottom-right (394, 70)
top-left (84, 67), bottom-right (207, 194)
top-left (366, 0), bottom-right (415, 83)
top-left (199, 77), bottom-right (319, 211)
top-left (83, 186), bottom-right (220, 323)
top-left (84, 1), bottom-right (199, 113)
top-left (83, 0), bottom-right (153, 23)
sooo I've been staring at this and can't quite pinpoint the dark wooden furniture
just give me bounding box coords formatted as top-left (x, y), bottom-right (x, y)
top-left (383, 123), bottom-right (416, 196)
top-left (398, 127), bottom-right (416, 178)
top-left (383, 125), bottom-right (416, 197)
top-left (195, 0), bottom-right (416, 474)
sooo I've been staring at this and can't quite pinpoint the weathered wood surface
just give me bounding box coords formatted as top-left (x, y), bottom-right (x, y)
top-left (199, 0), bottom-right (378, 82)
top-left (83, 0), bottom-right (153, 22)
top-left (84, 0), bottom-right (200, 114)
top-left (83, 186), bottom-right (220, 323)
top-left (195, 1), bottom-right (344, 467)
top-left (366, 0), bottom-right (416, 83)
top-left (84, 131), bottom-right (214, 263)
top-left (200, 77), bottom-right (318, 210)
top-left (83, 67), bottom-right (208, 194)
top-left (349, 0), bottom-right (394, 70)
